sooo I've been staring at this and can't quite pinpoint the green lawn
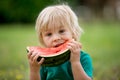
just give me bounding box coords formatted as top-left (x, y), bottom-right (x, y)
top-left (0, 21), bottom-right (120, 80)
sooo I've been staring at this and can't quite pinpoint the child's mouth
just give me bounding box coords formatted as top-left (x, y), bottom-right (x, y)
top-left (54, 43), bottom-right (63, 47)
top-left (54, 40), bottom-right (68, 47)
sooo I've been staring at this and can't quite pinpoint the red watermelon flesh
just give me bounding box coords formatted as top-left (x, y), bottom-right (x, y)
top-left (27, 41), bottom-right (69, 57)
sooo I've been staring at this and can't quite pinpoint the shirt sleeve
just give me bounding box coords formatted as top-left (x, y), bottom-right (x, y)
top-left (80, 51), bottom-right (93, 78)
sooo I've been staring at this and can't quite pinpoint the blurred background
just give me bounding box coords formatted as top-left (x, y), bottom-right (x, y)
top-left (0, 0), bottom-right (120, 80)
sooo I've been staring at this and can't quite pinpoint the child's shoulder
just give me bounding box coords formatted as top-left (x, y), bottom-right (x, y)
top-left (80, 50), bottom-right (92, 62)
top-left (80, 50), bottom-right (90, 56)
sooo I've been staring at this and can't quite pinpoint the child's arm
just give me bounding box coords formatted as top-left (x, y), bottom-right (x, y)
top-left (71, 62), bottom-right (92, 80)
top-left (30, 69), bottom-right (40, 80)
top-left (67, 40), bottom-right (92, 80)
top-left (27, 50), bottom-right (44, 80)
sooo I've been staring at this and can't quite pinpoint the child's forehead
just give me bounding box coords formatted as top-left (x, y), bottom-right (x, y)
top-left (42, 19), bottom-right (69, 32)
top-left (42, 25), bottom-right (65, 32)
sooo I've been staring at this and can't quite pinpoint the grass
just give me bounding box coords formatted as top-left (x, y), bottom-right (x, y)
top-left (80, 21), bottom-right (120, 80)
top-left (0, 21), bottom-right (120, 80)
top-left (0, 24), bottom-right (38, 80)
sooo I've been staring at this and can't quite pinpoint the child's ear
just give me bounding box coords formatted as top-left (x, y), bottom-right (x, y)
top-left (72, 36), bottom-right (77, 41)
top-left (72, 32), bottom-right (78, 41)
top-left (72, 33), bottom-right (76, 40)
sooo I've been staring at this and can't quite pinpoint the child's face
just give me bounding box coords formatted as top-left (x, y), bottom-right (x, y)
top-left (41, 26), bottom-right (73, 48)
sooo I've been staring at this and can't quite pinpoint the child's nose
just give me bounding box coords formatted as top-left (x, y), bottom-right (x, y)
top-left (52, 34), bottom-right (61, 41)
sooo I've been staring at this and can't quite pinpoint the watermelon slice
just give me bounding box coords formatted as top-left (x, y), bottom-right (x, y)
top-left (26, 42), bottom-right (70, 67)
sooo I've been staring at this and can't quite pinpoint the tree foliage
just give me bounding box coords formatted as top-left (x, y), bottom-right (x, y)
top-left (0, 0), bottom-right (79, 23)
top-left (0, 0), bottom-right (54, 23)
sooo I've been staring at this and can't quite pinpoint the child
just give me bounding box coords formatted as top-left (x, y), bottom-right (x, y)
top-left (27, 4), bottom-right (93, 80)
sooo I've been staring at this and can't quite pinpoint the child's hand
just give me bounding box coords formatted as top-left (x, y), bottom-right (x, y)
top-left (67, 39), bottom-right (82, 63)
top-left (27, 50), bottom-right (44, 71)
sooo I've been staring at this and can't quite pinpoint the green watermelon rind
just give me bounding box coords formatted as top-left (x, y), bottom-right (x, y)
top-left (41, 49), bottom-right (70, 67)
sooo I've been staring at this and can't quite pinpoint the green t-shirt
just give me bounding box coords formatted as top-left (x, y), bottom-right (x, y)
top-left (40, 51), bottom-right (93, 80)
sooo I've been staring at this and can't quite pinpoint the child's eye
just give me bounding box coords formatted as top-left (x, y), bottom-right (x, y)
top-left (59, 29), bottom-right (65, 33)
top-left (46, 33), bottom-right (52, 36)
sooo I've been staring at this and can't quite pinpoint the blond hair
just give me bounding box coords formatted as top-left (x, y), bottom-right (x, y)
top-left (35, 4), bottom-right (83, 45)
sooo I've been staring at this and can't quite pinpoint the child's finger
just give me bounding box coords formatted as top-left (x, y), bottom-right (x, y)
top-left (27, 50), bottom-right (33, 59)
top-left (67, 45), bottom-right (72, 50)
top-left (30, 52), bottom-right (38, 61)
top-left (68, 40), bottom-right (82, 49)
top-left (33, 53), bottom-right (40, 62)
top-left (38, 58), bottom-right (45, 65)
top-left (67, 42), bottom-right (76, 50)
